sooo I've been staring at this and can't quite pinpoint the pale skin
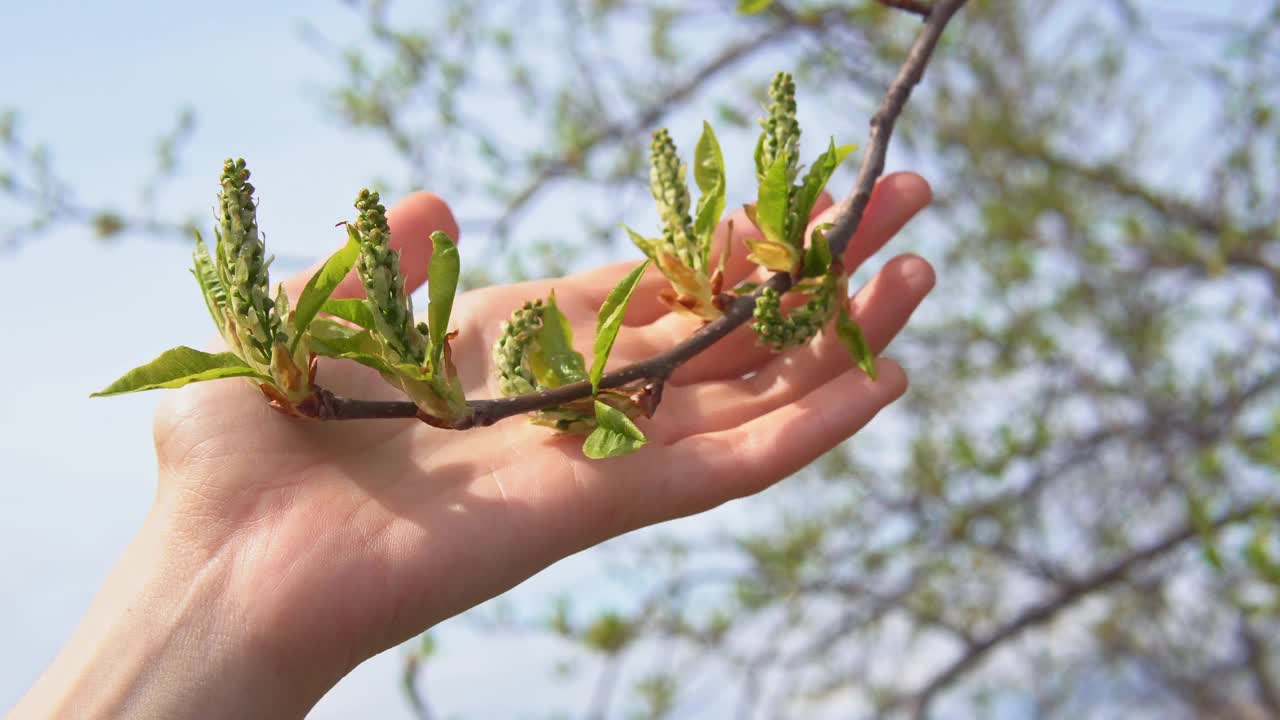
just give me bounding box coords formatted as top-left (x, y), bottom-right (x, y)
top-left (10, 172), bottom-right (934, 719)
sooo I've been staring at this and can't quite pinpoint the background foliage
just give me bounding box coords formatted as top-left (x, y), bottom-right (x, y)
top-left (4, 1), bottom-right (1278, 718)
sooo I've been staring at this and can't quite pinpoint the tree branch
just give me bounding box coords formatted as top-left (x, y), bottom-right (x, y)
top-left (879, 0), bottom-right (933, 18)
top-left (298, 0), bottom-right (972, 429)
top-left (901, 501), bottom-right (1275, 720)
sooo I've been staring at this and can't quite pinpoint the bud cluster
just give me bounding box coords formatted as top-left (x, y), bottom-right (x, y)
top-left (217, 158), bottom-right (282, 368)
top-left (493, 299), bottom-right (545, 396)
top-left (752, 277), bottom-right (838, 351)
top-left (758, 72), bottom-right (800, 185)
top-left (649, 129), bottom-right (700, 271)
top-left (353, 189), bottom-right (427, 365)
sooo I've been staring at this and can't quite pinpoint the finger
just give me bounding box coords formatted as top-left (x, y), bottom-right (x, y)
top-left (836, 171), bottom-right (932, 271)
top-left (280, 191), bottom-right (459, 301)
top-left (649, 358), bottom-right (909, 523)
top-left (651, 254), bottom-right (934, 440)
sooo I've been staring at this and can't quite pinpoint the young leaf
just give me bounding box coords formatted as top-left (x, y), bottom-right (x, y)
top-left (835, 307), bottom-right (877, 380)
top-left (590, 260), bottom-right (650, 393)
top-left (583, 400), bottom-right (648, 459)
top-left (529, 291), bottom-right (587, 388)
top-left (624, 226), bottom-right (660, 261)
top-left (191, 230), bottom-right (228, 331)
top-left (693, 121), bottom-right (725, 194)
top-left (427, 231), bottom-right (461, 374)
top-left (290, 230), bottom-right (361, 351)
top-left (755, 153), bottom-right (792, 248)
top-left (309, 325), bottom-right (425, 382)
top-left (92, 346), bottom-right (270, 397)
top-left (802, 223), bottom-right (834, 278)
top-left (320, 298), bottom-right (377, 330)
top-left (792, 139), bottom-right (856, 245)
top-left (693, 122), bottom-right (726, 267)
top-left (745, 237), bottom-right (801, 273)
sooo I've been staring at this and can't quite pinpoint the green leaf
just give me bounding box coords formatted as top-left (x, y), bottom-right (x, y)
top-left (583, 400), bottom-right (648, 459)
top-left (590, 260), bottom-right (650, 393)
top-left (737, 0), bottom-right (775, 15)
top-left (191, 230), bottom-right (229, 331)
top-left (93, 346), bottom-right (270, 396)
top-left (308, 323), bottom-right (424, 380)
top-left (320, 298), bottom-right (377, 330)
top-left (744, 237), bottom-right (801, 272)
top-left (835, 307), bottom-right (877, 380)
top-left (756, 153), bottom-right (791, 247)
top-left (291, 230), bottom-right (361, 352)
top-left (693, 121), bottom-right (725, 194)
top-left (753, 130), bottom-right (767, 181)
top-left (792, 139), bottom-right (855, 245)
top-left (802, 223), bottom-right (833, 278)
top-left (625, 225), bottom-right (659, 261)
top-left (693, 121), bottom-right (726, 267)
top-left (530, 291), bottom-right (587, 388)
top-left (427, 231), bottom-right (461, 374)
top-left (1186, 492), bottom-right (1223, 570)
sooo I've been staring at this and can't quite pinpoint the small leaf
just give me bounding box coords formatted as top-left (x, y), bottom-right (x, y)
top-left (745, 237), bottom-right (801, 273)
top-left (738, 0), bottom-right (775, 16)
top-left (590, 260), bottom-right (650, 392)
top-left (320, 298), bottom-right (377, 330)
top-left (802, 223), bottom-right (834, 278)
top-left (583, 400), bottom-right (648, 459)
top-left (755, 153), bottom-right (791, 247)
top-left (93, 346), bottom-right (270, 396)
top-left (693, 122), bottom-right (726, 268)
top-left (530, 291), bottom-right (587, 388)
top-left (753, 130), bottom-right (767, 181)
top-left (835, 307), bottom-right (876, 380)
top-left (1186, 492), bottom-right (1223, 570)
top-left (625, 225), bottom-right (660, 261)
top-left (792, 139), bottom-right (855, 245)
top-left (191, 230), bottom-right (229, 331)
top-left (291, 230), bottom-right (361, 351)
top-left (427, 231), bottom-right (461, 374)
top-left (692, 121), bottom-right (725, 194)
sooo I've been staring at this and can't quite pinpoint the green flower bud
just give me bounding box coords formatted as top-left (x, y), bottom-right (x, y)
top-left (759, 72), bottom-right (800, 186)
top-left (216, 158), bottom-right (278, 368)
top-left (493, 299), bottom-right (544, 396)
top-left (352, 188), bottom-right (427, 365)
top-left (751, 274), bottom-right (839, 351)
top-left (649, 129), bottom-right (699, 271)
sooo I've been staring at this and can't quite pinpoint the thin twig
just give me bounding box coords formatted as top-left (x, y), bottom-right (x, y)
top-left (298, 0), bottom-right (971, 429)
top-left (900, 500), bottom-right (1274, 720)
top-left (879, 0), bottom-right (933, 19)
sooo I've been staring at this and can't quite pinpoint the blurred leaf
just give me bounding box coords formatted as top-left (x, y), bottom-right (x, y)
top-left (738, 0), bottom-right (776, 14)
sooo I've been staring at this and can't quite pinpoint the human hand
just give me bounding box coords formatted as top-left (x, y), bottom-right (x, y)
top-left (12, 173), bottom-right (933, 719)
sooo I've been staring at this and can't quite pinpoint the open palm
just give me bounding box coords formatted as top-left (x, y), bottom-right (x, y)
top-left (149, 173), bottom-right (934, 688)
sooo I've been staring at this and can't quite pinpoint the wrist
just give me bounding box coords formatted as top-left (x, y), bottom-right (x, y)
top-left (10, 499), bottom-right (338, 719)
